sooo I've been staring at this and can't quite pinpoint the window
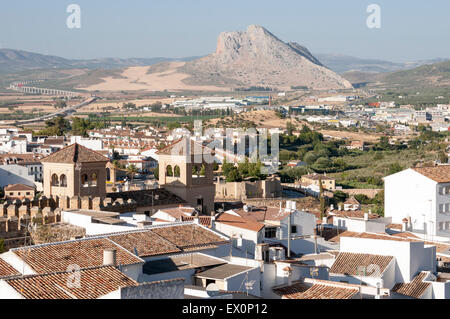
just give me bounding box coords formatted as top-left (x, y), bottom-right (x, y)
top-left (51, 174), bottom-right (59, 187)
top-left (265, 227), bottom-right (277, 239)
top-left (60, 174), bottom-right (67, 187)
top-left (174, 165), bottom-right (180, 178)
top-left (439, 222), bottom-right (444, 231)
top-left (91, 173), bottom-right (98, 186)
top-left (439, 186), bottom-right (450, 195)
top-left (439, 203), bottom-right (450, 213)
top-left (291, 225), bottom-right (297, 234)
top-left (17, 192), bottom-right (21, 196)
top-left (26, 192), bottom-right (30, 195)
top-left (82, 174), bottom-right (89, 186)
top-left (166, 165), bottom-right (173, 177)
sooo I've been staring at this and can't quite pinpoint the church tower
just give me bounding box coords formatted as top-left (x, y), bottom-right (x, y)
top-left (41, 143), bottom-right (109, 198)
top-left (158, 138), bottom-right (215, 214)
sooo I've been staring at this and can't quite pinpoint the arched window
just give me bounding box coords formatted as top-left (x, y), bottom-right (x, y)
top-left (51, 174), bottom-right (59, 187)
top-left (174, 165), bottom-right (180, 178)
top-left (81, 174), bottom-right (89, 186)
top-left (91, 173), bottom-right (98, 186)
top-left (166, 165), bottom-right (173, 177)
top-left (60, 174), bottom-right (67, 187)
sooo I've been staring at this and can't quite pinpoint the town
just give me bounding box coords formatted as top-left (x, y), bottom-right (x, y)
top-left (1, 2), bottom-right (450, 303)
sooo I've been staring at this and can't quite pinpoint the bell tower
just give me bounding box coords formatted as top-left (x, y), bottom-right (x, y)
top-left (158, 138), bottom-right (215, 214)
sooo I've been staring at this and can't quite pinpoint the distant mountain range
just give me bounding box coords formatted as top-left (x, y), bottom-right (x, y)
top-left (2, 28), bottom-right (450, 92)
top-left (314, 53), bottom-right (447, 74)
top-left (0, 47), bottom-right (445, 76)
top-left (0, 49), bottom-right (199, 74)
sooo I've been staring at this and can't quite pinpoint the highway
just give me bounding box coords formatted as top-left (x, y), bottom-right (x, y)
top-left (13, 96), bottom-right (98, 125)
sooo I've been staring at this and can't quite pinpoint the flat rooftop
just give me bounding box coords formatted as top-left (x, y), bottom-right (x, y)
top-left (194, 263), bottom-right (254, 280)
top-left (143, 253), bottom-right (227, 275)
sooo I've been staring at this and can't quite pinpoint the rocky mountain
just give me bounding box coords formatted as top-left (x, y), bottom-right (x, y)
top-left (0, 49), bottom-right (198, 74)
top-left (178, 25), bottom-right (353, 90)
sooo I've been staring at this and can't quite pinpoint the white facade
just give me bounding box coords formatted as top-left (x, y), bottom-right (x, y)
top-left (0, 165), bottom-right (36, 188)
top-left (385, 168), bottom-right (450, 239)
top-left (338, 237), bottom-right (436, 286)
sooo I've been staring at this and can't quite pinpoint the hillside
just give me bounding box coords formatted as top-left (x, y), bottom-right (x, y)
top-left (378, 60), bottom-right (450, 88)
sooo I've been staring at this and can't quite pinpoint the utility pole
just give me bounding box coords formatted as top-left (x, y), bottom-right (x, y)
top-left (287, 212), bottom-right (291, 258)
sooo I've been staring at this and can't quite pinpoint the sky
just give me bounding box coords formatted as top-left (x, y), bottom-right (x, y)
top-left (1, 0), bottom-right (449, 62)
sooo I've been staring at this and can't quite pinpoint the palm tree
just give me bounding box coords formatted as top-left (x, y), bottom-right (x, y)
top-left (127, 164), bottom-right (138, 184)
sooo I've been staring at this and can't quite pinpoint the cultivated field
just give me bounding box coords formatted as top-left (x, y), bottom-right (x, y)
top-left (79, 64), bottom-right (229, 92)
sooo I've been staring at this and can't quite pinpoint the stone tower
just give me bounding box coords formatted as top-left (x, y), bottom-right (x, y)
top-left (158, 138), bottom-right (215, 214)
top-left (41, 143), bottom-right (109, 199)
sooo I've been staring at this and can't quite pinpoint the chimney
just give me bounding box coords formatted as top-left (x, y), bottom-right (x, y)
top-left (210, 212), bottom-right (216, 229)
top-left (103, 249), bottom-right (117, 266)
top-left (364, 213), bottom-right (369, 221)
top-left (338, 204), bottom-right (342, 211)
top-left (194, 215), bottom-right (200, 224)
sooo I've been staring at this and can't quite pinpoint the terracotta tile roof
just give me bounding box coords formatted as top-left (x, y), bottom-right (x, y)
top-left (94, 224), bottom-right (228, 255)
top-left (107, 231), bottom-right (181, 257)
top-left (159, 207), bottom-right (196, 220)
top-left (392, 272), bottom-right (432, 299)
top-left (151, 224), bottom-right (228, 250)
top-left (0, 153), bottom-right (43, 164)
top-left (330, 252), bottom-right (393, 277)
top-left (181, 216), bottom-right (213, 227)
top-left (157, 138), bottom-right (206, 156)
top-left (233, 206), bottom-right (294, 223)
top-left (12, 238), bottom-right (143, 274)
top-left (328, 210), bottom-right (379, 220)
top-left (413, 166), bottom-right (450, 183)
top-left (272, 281), bottom-right (309, 297)
top-left (329, 231), bottom-right (450, 254)
top-left (41, 143), bottom-right (109, 164)
top-left (6, 266), bottom-right (138, 299)
top-left (283, 280), bottom-right (359, 299)
top-left (4, 184), bottom-right (35, 191)
top-left (344, 196), bottom-right (360, 205)
top-left (216, 212), bottom-right (265, 232)
top-left (387, 223), bottom-right (403, 231)
top-left (0, 258), bottom-right (21, 278)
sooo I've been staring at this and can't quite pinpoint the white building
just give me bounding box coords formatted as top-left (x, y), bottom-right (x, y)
top-left (385, 166), bottom-right (450, 240)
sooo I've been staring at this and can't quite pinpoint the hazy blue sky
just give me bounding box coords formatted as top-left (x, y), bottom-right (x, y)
top-left (1, 0), bottom-right (449, 62)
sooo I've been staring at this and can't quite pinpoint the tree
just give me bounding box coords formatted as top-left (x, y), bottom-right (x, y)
top-left (55, 100), bottom-right (67, 109)
top-left (438, 151), bottom-right (448, 164)
top-left (286, 121), bottom-right (295, 136)
top-left (226, 167), bottom-right (241, 182)
top-left (387, 162), bottom-right (403, 175)
top-left (333, 191), bottom-right (349, 206)
top-left (127, 164), bottom-right (138, 183)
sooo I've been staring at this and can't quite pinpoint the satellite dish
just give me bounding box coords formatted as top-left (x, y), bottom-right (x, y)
top-left (206, 283), bottom-right (220, 297)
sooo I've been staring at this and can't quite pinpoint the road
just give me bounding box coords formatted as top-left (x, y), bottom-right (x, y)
top-left (12, 96), bottom-right (98, 125)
